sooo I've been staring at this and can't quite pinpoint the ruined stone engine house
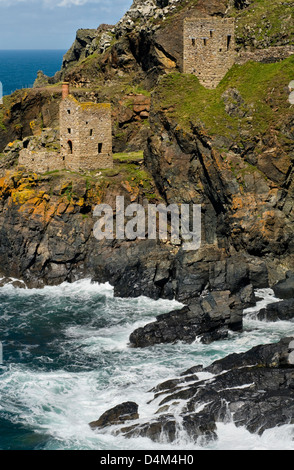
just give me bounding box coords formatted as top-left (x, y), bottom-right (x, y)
top-left (19, 82), bottom-right (113, 173)
top-left (183, 17), bottom-right (235, 89)
top-left (60, 84), bottom-right (113, 171)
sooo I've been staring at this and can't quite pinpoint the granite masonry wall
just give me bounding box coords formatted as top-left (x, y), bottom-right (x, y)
top-left (19, 149), bottom-right (64, 173)
top-left (236, 45), bottom-right (294, 65)
top-left (60, 96), bottom-right (113, 171)
top-left (183, 17), bottom-right (235, 88)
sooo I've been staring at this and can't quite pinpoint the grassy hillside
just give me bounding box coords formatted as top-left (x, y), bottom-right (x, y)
top-left (152, 55), bottom-right (294, 148)
top-left (234, 0), bottom-right (294, 49)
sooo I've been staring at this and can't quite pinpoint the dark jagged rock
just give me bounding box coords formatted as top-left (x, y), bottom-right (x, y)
top-left (120, 412), bottom-right (217, 444)
top-left (129, 290), bottom-right (243, 347)
top-left (96, 337), bottom-right (294, 444)
top-left (273, 272), bottom-right (294, 299)
top-left (119, 415), bottom-right (179, 443)
top-left (62, 29), bottom-right (100, 71)
top-left (257, 298), bottom-right (294, 322)
top-left (89, 402), bottom-right (139, 430)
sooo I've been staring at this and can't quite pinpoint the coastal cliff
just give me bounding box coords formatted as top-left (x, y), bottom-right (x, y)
top-left (0, 0), bottom-right (294, 445)
top-left (0, 0), bottom-right (293, 330)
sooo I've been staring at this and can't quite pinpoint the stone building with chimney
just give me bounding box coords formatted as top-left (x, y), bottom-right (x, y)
top-left (19, 82), bottom-right (113, 173)
top-left (60, 83), bottom-right (113, 171)
top-left (183, 17), bottom-right (235, 89)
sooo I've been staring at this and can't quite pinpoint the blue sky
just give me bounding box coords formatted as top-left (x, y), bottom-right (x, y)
top-left (0, 0), bottom-right (133, 50)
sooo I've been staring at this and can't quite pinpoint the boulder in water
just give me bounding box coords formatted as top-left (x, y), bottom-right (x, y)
top-left (89, 402), bottom-right (139, 430)
top-left (273, 272), bottom-right (294, 299)
top-left (257, 298), bottom-right (294, 321)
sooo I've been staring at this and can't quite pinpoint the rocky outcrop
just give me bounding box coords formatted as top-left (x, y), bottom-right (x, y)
top-left (93, 337), bottom-right (294, 444)
top-left (62, 29), bottom-right (101, 71)
top-left (129, 290), bottom-right (243, 347)
top-left (257, 299), bottom-right (294, 322)
top-left (89, 402), bottom-right (139, 430)
top-left (256, 272), bottom-right (294, 321)
top-left (273, 272), bottom-right (294, 300)
top-left (128, 255), bottom-right (264, 347)
top-left (114, 0), bottom-right (183, 37)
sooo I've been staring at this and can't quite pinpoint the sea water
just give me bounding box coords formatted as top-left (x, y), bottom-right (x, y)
top-left (0, 279), bottom-right (294, 450)
top-left (0, 50), bottom-right (66, 96)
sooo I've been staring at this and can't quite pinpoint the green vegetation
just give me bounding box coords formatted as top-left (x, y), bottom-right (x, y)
top-left (100, 155), bottom-right (157, 201)
top-left (229, 159), bottom-right (266, 180)
top-left (0, 109), bottom-right (6, 132)
top-left (153, 55), bottom-right (294, 143)
top-left (113, 151), bottom-right (144, 162)
top-left (79, 51), bottom-right (101, 69)
top-left (234, 0), bottom-right (294, 48)
top-left (36, 151), bottom-right (157, 202)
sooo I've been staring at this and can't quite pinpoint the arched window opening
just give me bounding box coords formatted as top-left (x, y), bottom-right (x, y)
top-left (67, 140), bottom-right (73, 154)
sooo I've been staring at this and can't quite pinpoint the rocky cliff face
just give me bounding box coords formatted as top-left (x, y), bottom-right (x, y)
top-left (0, 0), bottom-right (294, 449)
top-left (0, 0), bottom-right (294, 347)
top-left (145, 71), bottom-right (294, 266)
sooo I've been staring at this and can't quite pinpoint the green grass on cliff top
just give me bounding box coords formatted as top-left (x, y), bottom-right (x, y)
top-left (234, 0), bottom-right (294, 47)
top-left (153, 55), bottom-right (294, 142)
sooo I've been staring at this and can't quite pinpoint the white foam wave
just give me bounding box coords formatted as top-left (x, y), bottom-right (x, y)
top-left (2, 278), bottom-right (114, 297)
top-left (244, 288), bottom-right (281, 318)
top-left (209, 422), bottom-right (294, 450)
top-left (1, 283), bottom-right (294, 449)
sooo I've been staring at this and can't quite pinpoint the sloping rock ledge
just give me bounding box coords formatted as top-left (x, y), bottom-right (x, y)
top-left (90, 337), bottom-right (294, 445)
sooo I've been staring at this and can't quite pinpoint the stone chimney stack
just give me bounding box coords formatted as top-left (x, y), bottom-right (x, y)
top-left (62, 82), bottom-right (69, 100)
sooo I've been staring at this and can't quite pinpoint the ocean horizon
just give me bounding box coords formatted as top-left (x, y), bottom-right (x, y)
top-left (0, 49), bottom-right (66, 97)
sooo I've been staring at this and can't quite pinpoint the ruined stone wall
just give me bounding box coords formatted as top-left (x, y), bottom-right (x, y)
top-left (64, 153), bottom-right (113, 172)
top-left (19, 149), bottom-right (65, 173)
top-left (236, 45), bottom-right (294, 65)
top-left (183, 18), bottom-right (235, 88)
top-left (18, 96), bottom-right (113, 174)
